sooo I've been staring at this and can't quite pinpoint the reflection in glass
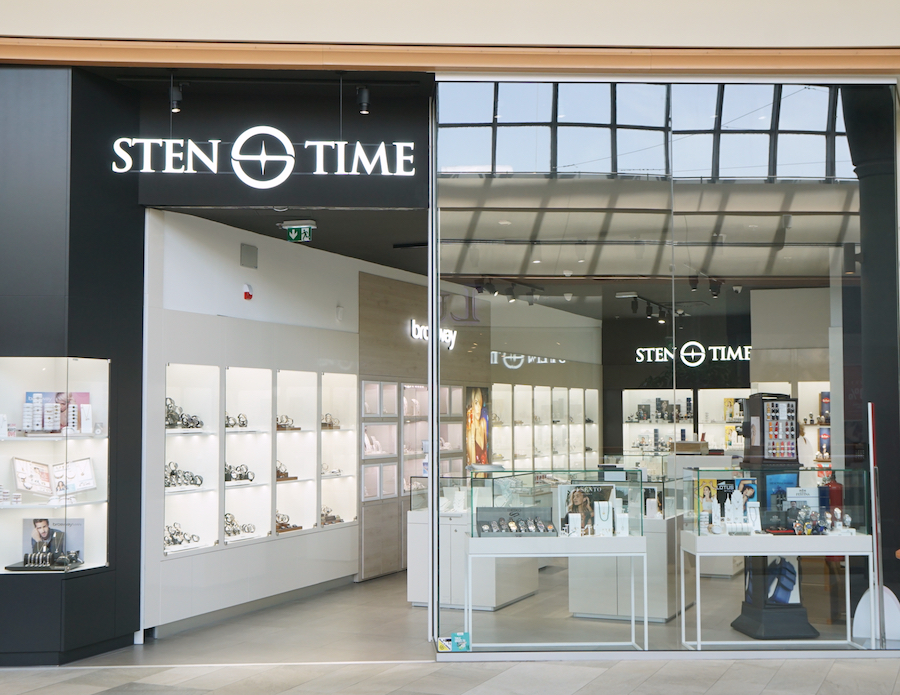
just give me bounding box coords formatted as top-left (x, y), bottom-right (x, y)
top-left (671, 133), bottom-right (713, 178)
top-left (719, 133), bottom-right (769, 177)
top-left (496, 126), bottom-right (550, 173)
top-left (778, 86), bottom-right (829, 131)
top-left (497, 83), bottom-right (552, 123)
top-left (558, 126), bottom-right (612, 174)
top-left (776, 134), bottom-right (826, 178)
top-left (438, 127), bottom-right (492, 173)
top-left (617, 128), bottom-right (666, 175)
top-left (721, 84), bottom-right (774, 130)
top-left (558, 83), bottom-right (610, 124)
top-left (671, 84), bottom-right (719, 131)
top-left (616, 84), bottom-right (667, 127)
top-left (438, 82), bottom-right (495, 124)
top-left (835, 135), bottom-right (854, 178)
top-left (836, 90), bottom-right (846, 132)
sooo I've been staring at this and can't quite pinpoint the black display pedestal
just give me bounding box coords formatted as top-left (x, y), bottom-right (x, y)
top-left (731, 556), bottom-right (819, 639)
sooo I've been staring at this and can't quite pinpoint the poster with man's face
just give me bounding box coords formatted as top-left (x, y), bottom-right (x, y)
top-left (22, 518), bottom-right (84, 557)
top-left (465, 387), bottom-right (490, 467)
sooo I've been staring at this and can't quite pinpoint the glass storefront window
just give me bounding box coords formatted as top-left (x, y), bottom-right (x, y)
top-left (435, 79), bottom-right (887, 654)
top-left (438, 82), bottom-right (495, 124)
top-left (438, 127), bottom-right (492, 173)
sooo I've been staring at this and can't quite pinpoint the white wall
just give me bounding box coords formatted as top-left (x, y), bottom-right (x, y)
top-left (4, 1), bottom-right (900, 49)
top-left (158, 210), bottom-right (425, 331)
top-left (750, 288), bottom-right (830, 350)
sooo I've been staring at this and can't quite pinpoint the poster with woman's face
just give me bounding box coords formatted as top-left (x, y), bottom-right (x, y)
top-left (465, 387), bottom-right (490, 467)
top-left (557, 484), bottom-right (614, 530)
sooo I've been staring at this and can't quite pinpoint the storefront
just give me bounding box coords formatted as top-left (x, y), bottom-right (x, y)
top-left (0, 64), bottom-right (899, 663)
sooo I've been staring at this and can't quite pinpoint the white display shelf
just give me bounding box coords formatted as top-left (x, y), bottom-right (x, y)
top-left (165, 429), bottom-right (216, 437)
top-left (319, 520), bottom-right (358, 531)
top-left (0, 500), bottom-right (107, 510)
top-left (322, 473), bottom-right (356, 479)
top-left (164, 486), bottom-right (213, 496)
top-left (225, 428), bottom-right (269, 435)
top-left (164, 542), bottom-right (216, 556)
top-left (276, 477), bottom-right (315, 483)
top-left (1, 434), bottom-right (108, 442)
top-left (224, 532), bottom-right (270, 545)
top-left (225, 481), bottom-right (270, 489)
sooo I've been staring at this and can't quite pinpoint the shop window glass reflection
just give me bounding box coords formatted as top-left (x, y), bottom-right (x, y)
top-left (777, 86), bottom-right (829, 132)
top-left (438, 127), bottom-right (492, 173)
top-left (557, 126), bottom-right (612, 174)
top-left (671, 133), bottom-right (713, 178)
top-left (776, 134), bottom-right (826, 178)
top-left (496, 126), bottom-right (550, 172)
top-left (835, 135), bottom-right (855, 179)
top-left (438, 82), bottom-right (495, 124)
top-left (497, 83), bottom-right (552, 123)
top-left (719, 133), bottom-right (769, 177)
top-left (836, 90), bottom-right (846, 132)
top-left (557, 83), bottom-right (610, 124)
top-left (616, 83), bottom-right (667, 127)
top-left (617, 128), bottom-right (666, 175)
top-left (721, 84), bottom-right (774, 130)
top-left (671, 84), bottom-right (719, 131)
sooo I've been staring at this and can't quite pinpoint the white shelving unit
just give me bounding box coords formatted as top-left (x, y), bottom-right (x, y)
top-left (275, 370), bottom-right (318, 533)
top-left (321, 372), bottom-right (358, 526)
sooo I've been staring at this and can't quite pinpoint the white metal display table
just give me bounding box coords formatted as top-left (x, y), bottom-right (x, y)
top-left (466, 535), bottom-right (649, 651)
top-left (680, 531), bottom-right (876, 650)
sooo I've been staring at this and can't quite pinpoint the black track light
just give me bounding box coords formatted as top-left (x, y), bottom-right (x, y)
top-left (709, 278), bottom-right (722, 299)
top-left (646, 302), bottom-right (653, 319)
top-left (658, 309), bottom-right (667, 324)
top-left (689, 275), bottom-right (699, 292)
top-left (631, 298), bottom-right (638, 314)
top-left (843, 243), bottom-right (860, 275)
top-left (505, 285), bottom-right (517, 303)
top-left (170, 82), bottom-right (183, 114)
top-left (357, 86), bottom-right (370, 115)
top-left (484, 281), bottom-right (497, 296)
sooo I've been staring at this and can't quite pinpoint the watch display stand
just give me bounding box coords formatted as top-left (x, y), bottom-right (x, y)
top-left (321, 372), bottom-right (358, 524)
top-left (730, 556), bottom-right (819, 639)
top-left (276, 370), bottom-right (318, 532)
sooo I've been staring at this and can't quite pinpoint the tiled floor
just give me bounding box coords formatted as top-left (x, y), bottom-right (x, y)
top-left (6, 566), bottom-right (898, 694)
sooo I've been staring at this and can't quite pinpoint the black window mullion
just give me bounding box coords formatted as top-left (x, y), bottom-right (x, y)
top-left (610, 83), bottom-right (618, 176)
top-left (826, 86), bottom-right (838, 179)
top-left (550, 83), bottom-right (559, 175)
top-left (768, 84), bottom-right (782, 182)
top-left (664, 84), bottom-right (672, 177)
top-left (711, 84), bottom-right (724, 182)
top-left (491, 82), bottom-right (499, 174)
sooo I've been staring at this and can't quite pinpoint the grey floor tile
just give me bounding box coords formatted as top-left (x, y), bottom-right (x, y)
top-left (816, 658), bottom-right (900, 695)
top-left (461, 662), bottom-right (606, 695)
top-left (760, 659), bottom-right (834, 695)
top-left (573, 660), bottom-right (666, 695)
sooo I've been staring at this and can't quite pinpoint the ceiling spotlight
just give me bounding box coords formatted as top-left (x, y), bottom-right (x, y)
top-left (531, 245), bottom-right (542, 264)
top-left (357, 86), bottom-right (370, 115)
top-left (658, 309), bottom-right (667, 324)
top-left (709, 278), bottom-right (722, 298)
top-left (498, 220), bottom-right (512, 226)
top-left (169, 81), bottom-right (183, 114)
top-left (575, 243), bottom-right (586, 264)
top-left (689, 275), bottom-right (699, 292)
top-left (564, 292), bottom-right (573, 302)
top-left (646, 302), bottom-right (653, 319)
top-left (525, 292), bottom-right (536, 306)
top-left (484, 281), bottom-right (497, 296)
top-left (615, 291), bottom-right (638, 299)
top-left (563, 269), bottom-right (573, 277)
top-left (631, 298), bottom-right (638, 314)
top-left (505, 286), bottom-right (517, 303)
top-left (843, 243), bottom-right (860, 275)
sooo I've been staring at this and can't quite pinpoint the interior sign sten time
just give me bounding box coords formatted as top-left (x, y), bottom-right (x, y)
top-left (111, 125), bottom-right (415, 190)
top-left (636, 341), bottom-right (752, 367)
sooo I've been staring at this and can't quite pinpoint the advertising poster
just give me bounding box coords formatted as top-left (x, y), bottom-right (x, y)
top-left (22, 517), bottom-right (84, 557)
top-left (557, 484), bottom-right (615, 531)
top-left (465, 386), bottom-right (490, 467)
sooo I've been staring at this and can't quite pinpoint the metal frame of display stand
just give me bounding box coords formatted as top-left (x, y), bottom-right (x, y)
top-left (680, 531), bottom-right (876, 650)
top-left (466, 535), bottom-right (649, 651)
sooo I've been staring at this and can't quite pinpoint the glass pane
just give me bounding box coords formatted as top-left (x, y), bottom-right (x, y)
top-left (616, 83), bottom-right (667, 127)
top-left (835, 135), bottom-right (855, 178)
top-left (557, 126), bottom-right (612, 174)
top-left (778, 85), bottom-right (829, 131)
top-left (777, 134), bottom-right (826, 178)
top-left (672, 133), bottom-right (713, 178)
top-left (382, 463), bottom-right (397, 498)
top-left (497, 83), bottom-right (552, 123)
top-left (671, 84), bottom-right (719, 130)
top-left (558, 83), bottom-right (610, 124)
top-left (496, 126), bottom-right (550, 173)
top-left (719, 133), bottom-right (770, 177)
top-left (836, 90), bottom-right (846, 132)
top-left (438, 82), bottom-right (494, 124)
top-left (722, 84), bottom-right (774, 130)
top-left (438, 127), bottom-right (492, 173)
top-left (617, 128), bottom-right (666, 175)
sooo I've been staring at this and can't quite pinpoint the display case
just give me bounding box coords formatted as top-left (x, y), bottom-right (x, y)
top-left (362, 462), bottom-right (398, 501)
top-left (0, 357), bottom-right (110, 573)
top-left (512, 384), bottom-right (534, 469)
top-left (568, 388), bottom-right (584, 470)
top-left (622, 389), bottom-right (693, 461)
top-left (363, 423), bottom-right (398, 458)
top-left (470, 470), bottom-right (644, 538)
top-left (401, 382), bottom-right (427, 494)
top-left (585, 388), bottom-right (600, 466)
top-left (362, 380), bottom-right (398, 418)
top-left (224, 367), bottom-right (273, 543)
top-left (320, 372), bottom-right (358, 526)
top-left (440, 385), bottom-right (463, 418)
top-left (682, 467), bottom-right (868, 537)
top-left (490, 384), bottom-right (512, 468)
top-left (275, 370), bottom-right (317, 534)
top-left (164, 363), bottom-right (220, 554)
top-left (695, 388), bottom-right (751, 453)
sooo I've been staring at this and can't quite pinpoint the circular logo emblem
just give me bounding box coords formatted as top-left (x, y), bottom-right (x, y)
top-left (502, 354), bottom-right (525, 370)
top-left (230, 126), bottom-right (295, 189)
top-left (679, 341), bottom-right (706, 367)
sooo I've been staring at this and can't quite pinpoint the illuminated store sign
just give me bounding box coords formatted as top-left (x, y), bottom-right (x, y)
top-left (112, 125), bottom-right (415, 190)
top-left (410, 319), bottom-right (457, 350)
top-left (635, 341), bottom-right (751, 367)
top-left (490, 351), bottom-right (567, 370)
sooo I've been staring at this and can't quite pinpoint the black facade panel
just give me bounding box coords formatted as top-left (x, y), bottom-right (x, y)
top-left (0, 575), bottom-right (62, 652)
top-left (0, 295), bottom-right (67, 355)
top-left (0, 68), bottom-right (71, 298)
top-left (62, 570), bottom-right (118, 651)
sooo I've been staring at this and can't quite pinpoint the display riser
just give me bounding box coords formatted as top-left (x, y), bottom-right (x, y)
top-left (156, 521), bottom-right (358, 626)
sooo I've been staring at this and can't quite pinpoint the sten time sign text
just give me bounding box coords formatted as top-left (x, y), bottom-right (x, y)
top-left (636, 341), bottom-right (751, 367)
top-left (112, 125), bottom-right (415, 190)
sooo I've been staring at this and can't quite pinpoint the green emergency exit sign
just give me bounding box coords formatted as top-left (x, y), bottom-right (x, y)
top-left (286, 225), bottom-right (313, 242)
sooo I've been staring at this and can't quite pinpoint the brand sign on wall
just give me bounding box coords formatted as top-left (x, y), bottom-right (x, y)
top-left (635, 341), bottom-right (751, 367)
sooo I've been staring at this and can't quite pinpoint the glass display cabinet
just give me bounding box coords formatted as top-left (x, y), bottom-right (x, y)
top-left (275, 369), bottom-right (317, 534)
top-left (320, 372), bottom-right (358, 527)
top-left (0, 357), bottom-right (110, 573)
